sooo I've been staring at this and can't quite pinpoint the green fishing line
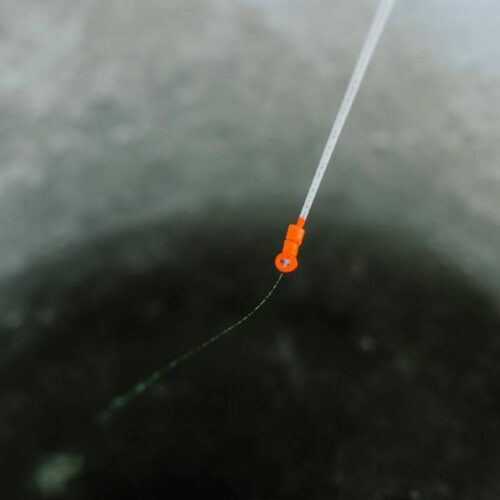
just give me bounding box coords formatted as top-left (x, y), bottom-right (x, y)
top-left (98, 273), bottom-right (284, 423)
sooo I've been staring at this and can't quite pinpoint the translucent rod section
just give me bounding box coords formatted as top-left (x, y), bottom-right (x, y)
top-left (299, 0), bottom-right (396, 221)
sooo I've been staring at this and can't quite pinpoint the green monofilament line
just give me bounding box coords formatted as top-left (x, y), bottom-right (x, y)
top-left (98, 273), bottom-right (284, 423)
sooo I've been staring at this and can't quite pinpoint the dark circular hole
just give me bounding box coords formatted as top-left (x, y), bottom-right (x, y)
top-left (2, 210), bottom-right (500, 499)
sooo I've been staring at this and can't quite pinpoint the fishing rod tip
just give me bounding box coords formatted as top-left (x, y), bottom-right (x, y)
top-left (275, 217), bottom-right (306, 273)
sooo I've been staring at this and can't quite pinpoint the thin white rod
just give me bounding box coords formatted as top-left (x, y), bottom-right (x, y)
top-left (300, 0), bottom-right (396, 220)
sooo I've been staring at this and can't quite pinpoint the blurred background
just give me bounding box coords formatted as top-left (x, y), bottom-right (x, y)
top-left (1, 0), bottom-right (500, 498)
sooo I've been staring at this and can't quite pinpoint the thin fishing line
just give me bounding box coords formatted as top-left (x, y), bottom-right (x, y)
top-left (98, 273), bottom-right (284, 423)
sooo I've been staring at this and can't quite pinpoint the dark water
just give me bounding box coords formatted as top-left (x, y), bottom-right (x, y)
top-left (2, 206), bottom-right (500, 499)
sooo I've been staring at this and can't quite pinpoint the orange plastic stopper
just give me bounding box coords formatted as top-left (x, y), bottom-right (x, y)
top-left (275, 217), bottom-right (306, 273)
